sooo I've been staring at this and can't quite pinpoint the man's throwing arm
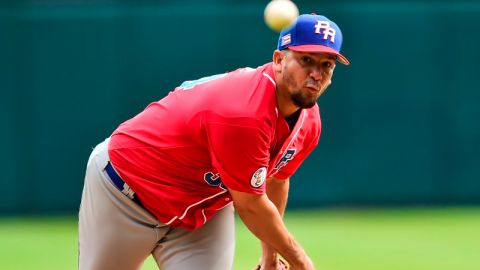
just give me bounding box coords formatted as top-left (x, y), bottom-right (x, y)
top-left (229, 187), bottom-right (314, 270)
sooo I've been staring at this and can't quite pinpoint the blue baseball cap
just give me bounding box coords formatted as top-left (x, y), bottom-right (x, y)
top-left (277, 14), bottom-right (350, 65)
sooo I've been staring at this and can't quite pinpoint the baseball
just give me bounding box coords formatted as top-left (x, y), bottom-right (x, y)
top-left (264, 0), bottom-right (299, 32)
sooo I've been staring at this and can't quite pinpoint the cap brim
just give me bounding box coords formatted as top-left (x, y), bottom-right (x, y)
top-left (288, 45), bottom-right (350, 65)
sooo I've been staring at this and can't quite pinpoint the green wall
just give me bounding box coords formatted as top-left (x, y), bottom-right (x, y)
top-left (1, 0), bottom-right (479, 214)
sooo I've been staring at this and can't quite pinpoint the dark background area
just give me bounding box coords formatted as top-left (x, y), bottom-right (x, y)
top-left (1, 0), bottom-right (479, 214)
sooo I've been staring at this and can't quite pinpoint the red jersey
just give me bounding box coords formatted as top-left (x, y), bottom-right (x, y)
top-left (108, 63), bottom-right (321, 230)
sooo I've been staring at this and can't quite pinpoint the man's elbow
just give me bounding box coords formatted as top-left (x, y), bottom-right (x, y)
top-left (229, 189), bottom-right (268, 214)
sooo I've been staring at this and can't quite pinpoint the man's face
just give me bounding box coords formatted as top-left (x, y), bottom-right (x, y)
top-left (275, 50), bottom-right (336, 108)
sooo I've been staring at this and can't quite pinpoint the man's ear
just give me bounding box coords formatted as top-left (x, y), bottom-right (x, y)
top-left (273, 50), bottom-right (284, 65)
top-left (272, 50), bottom-right (285, 72)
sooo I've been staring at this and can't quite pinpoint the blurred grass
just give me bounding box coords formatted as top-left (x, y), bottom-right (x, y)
top-left (0, 207), bottom-right (479, 270)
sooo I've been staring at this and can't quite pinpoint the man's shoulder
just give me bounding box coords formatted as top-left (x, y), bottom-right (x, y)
top-left (205, 63), bottom-right (276, 118)
top-left (224, 62), bottom-right (273, 84)
top-left (306, 104), bottom-right (321, 120)
top-left (302, 105), bottom-right (322, 134)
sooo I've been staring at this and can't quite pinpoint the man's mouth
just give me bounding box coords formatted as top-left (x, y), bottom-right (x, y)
top-left (305, 85), bottom-right (320, 93)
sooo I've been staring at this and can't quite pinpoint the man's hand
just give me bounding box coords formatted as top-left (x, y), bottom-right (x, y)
top-left (254, 257), bottom-right (289, 270)
top-left (289, 255), bottom-right (314, 270)
top-left (255, 256), bottom-right (314, 270)
top-left (257, 243), bottom-right (284, 270)
top-left (229, 188), bottom-right (314, 269)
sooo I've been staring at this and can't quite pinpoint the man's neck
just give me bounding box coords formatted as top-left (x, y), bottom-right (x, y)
top-left (285, 109), bottom-right (301, 131)
top-left (275, 87), bottom-right (299, 118)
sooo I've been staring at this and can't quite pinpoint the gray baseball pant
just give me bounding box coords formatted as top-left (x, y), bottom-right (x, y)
top-left (78, 139), bottom-right (236, 270)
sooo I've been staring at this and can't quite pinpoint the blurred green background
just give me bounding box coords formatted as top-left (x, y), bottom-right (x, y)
top-left (1, 208), bottom-right (479, 270)
top-left (1, 0), bottom-right (479, 269)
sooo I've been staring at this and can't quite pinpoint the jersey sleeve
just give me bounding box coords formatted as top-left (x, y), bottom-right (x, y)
top-left (204, 117), bottom-right (271, 195)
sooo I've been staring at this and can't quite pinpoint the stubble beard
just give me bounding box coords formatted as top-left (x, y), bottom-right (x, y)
top-left (290, 91), bottom-right (318, 108)
top-left (282, 72), bottom-right (319, 109)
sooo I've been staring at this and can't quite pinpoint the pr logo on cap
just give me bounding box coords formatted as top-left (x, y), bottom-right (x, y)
top-left (277, 14), bottom-right (350, 65)
top-left (314, 21), bottom-right (336, 43)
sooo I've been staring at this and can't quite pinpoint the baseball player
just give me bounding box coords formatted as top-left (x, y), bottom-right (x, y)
top-left (78, 14), bottom-right (349, 270)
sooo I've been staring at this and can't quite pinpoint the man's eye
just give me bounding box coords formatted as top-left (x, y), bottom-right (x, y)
top-left (324, 62), bottom-right (333, 68)
top-left (301, 56), bottom-right (313, 64)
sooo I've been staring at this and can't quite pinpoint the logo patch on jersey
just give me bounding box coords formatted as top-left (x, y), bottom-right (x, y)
top-left (204, 172), bottom-right (226, 189)
top-left (250, 167), bottom-right (267, 188)
top-left (274, 149), bottom-right (296, 171)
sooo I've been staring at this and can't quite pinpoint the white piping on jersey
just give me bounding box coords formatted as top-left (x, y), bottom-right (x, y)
top-left (215, 201), bottom-right (233, 211)
top-left (165, 215), bottom-right (177, 225)
top-left (165, 189), bottom-right (228, 225)
top-left (291, 111), bottom-right (306, 145)
top-left (263, 72), bottom-right (278, 117)
top-left (263, 72), bottom-right (276, 86)
top-left (201, 201), bottom-right (232, 225)
top-left (201, 209), bottom-right (207, 224)
top-left (270, 110), bottom-right (307, 177)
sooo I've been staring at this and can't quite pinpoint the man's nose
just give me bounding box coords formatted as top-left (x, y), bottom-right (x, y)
top-left (309, 67), bottom-right (324, 81)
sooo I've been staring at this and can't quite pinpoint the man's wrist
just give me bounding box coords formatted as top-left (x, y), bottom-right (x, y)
top-left (280, 238), bottom-right (308, 267)
top-left (261, 242), bottom-right (278, 260)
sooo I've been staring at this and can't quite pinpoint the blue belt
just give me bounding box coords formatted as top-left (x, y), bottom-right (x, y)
top-left (105, 162), bottom-right (144, 207)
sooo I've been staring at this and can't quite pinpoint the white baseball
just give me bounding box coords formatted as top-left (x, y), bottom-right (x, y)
top-left (264, 0), bottom-right (299, 32)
